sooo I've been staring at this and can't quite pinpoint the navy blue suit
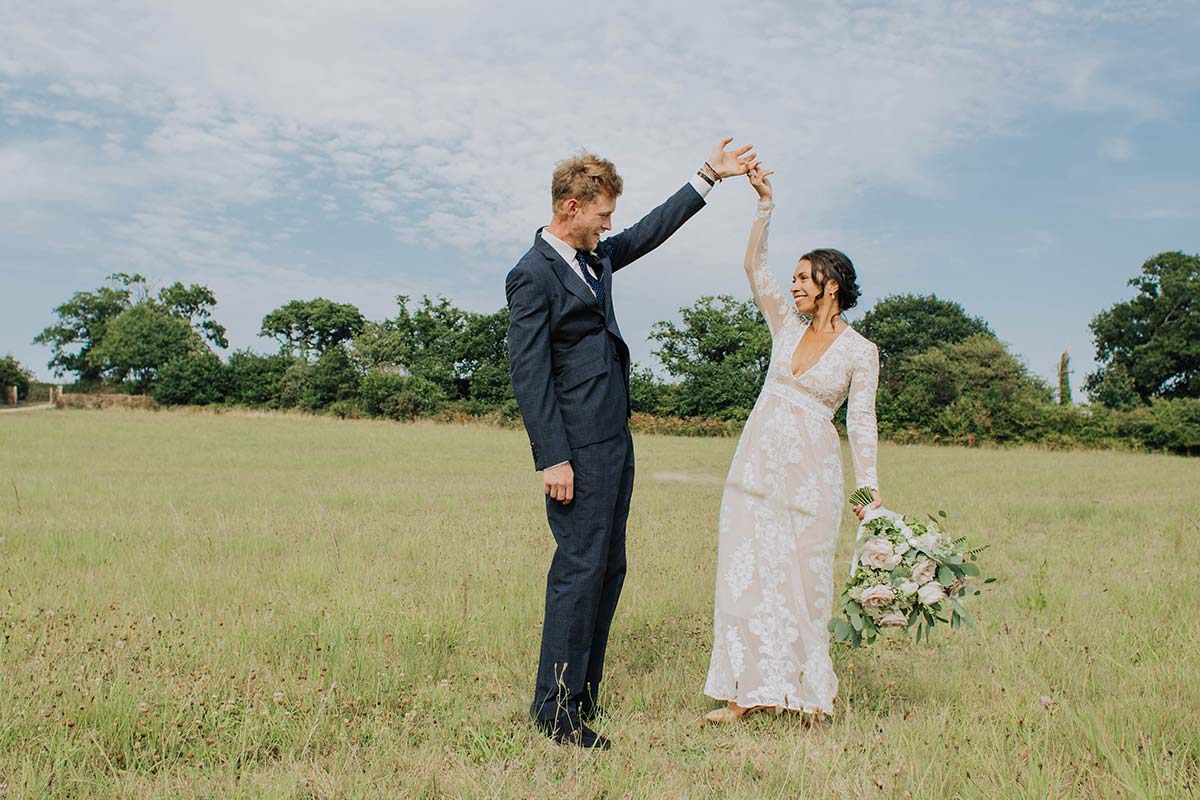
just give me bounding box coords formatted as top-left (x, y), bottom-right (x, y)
top-left (505, 183), bottom-right (706, 726)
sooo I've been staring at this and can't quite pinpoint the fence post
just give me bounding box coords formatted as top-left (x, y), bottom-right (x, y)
top-left (4, 386), bottom-right (16, 405)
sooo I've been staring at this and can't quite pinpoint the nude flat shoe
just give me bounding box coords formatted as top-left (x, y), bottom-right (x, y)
top-left (703, 704), bottom-right (772, 724)
top-left (703, 706), bottom-right (742, 724)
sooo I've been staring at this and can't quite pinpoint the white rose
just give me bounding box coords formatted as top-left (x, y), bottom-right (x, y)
top-left (910, 558), bottom-right (937, 585)
top-left (859, 538), bottom-right (895, 570)
top-left (859, 584), bottom-right (895, 608)
top-left (918, 582), bottom-right (945, 606)
top-left (879, 610), bottom-right (908, 627)
top-left (898, 580), bottom-right (919, 597)
top-left (884, 553), bottom-right (903, 569)
top-left (894, 540), bottom-right (911, 556)
top-left (916, 531), bottom-right (943, 553)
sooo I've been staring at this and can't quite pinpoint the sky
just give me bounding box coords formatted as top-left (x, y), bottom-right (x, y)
top-left (2, 0), bottom-right (1198, 393)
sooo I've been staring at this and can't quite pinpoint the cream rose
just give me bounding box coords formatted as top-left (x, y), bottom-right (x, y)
top-left (898, 580), bottom-right (919, 597)
top-left (918, 581), bottom-right (945, 606)
top-left (859, 538), bottom-right (895, 570)
top-left (860, 584), bottom-right (895, 608)
top-left (910, 558), bottom-right (937, 585)
top-left (916, 531), bottom-right (943, 553)
top-left (879, 610), bottom-right (908, 627)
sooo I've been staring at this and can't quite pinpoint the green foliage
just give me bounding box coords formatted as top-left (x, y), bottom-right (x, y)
top-left (88, 303), bottom-right (201, 392)
top-left (1087, 361), bottom-right (1140, 411)
top-left (881, 335), bottom-right (1054, 443)
top-left (153, 351), bottom-right (229, 405)
top-left (855, 293), bottom-right (993, 367)
top-left (278, 348), bottom-right (361, 411)
top-left (33, 272), bottom-right (143, 381)
top-left (158, 282), bottom-right (229, 348)
top-left (1087, 251), bottom-right (1200, 404)
top-left (1058, 349), bottom-right (1071, 405)
top-left (379, 375), bottom-right (448, 420)
top-left (628, 363), bottom-right (672, 416)
top-left (649, 295), bottom-right (770, 420)
top-left (260, 298), bottom-right (365, 358)
top-left (226, 350), bottom-right (295, 407)
top-left (0, 354), bottom-right (34, 400)
top-left (353, 295), bottom-right (509, 403)
top-left (359, 370), bottom-right (410, 415)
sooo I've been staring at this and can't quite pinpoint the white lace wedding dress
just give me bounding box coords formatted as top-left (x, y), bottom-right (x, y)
top-left (703, 201), bottom-right (880, 715)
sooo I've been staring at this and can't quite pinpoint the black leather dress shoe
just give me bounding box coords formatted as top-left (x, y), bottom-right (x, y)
top-left (534, 718), bottom-right (612, 750)
top-left (579, 705), bottom-right (607, 724)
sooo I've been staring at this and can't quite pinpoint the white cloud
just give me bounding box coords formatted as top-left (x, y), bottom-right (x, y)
top-left (1, 0), bottom-right (1196, 378)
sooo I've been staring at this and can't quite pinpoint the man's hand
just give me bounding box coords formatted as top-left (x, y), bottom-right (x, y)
top-left (707, 137), bottom-right (756, 179)
top-left (543, 462), bottom-right (574, 504)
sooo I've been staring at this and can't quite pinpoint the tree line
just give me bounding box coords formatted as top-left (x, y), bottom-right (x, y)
top-left (11, 251), bottom-right (1199, 454)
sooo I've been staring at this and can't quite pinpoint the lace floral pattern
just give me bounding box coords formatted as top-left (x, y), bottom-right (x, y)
top-left (703, 203), bottom-right (880, 715)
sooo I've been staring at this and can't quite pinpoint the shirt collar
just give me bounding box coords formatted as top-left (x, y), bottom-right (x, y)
top-left (540, 229), bottom-right (583, 266)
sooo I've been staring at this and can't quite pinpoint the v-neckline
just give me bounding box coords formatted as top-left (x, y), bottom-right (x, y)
top-left (790, 319), bottom-right (850, 379)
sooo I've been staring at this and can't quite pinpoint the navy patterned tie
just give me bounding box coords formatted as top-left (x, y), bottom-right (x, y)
top-left (576, 251), bottom-right (605, 306)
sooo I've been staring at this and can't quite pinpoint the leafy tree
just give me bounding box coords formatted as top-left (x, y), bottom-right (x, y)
top-left (158, 282), bottom-right (229, 348)
top-left (1058, 348), bottom-right (1071, 405)
top-left (33, 273), bottom-right (144, 381)
top-left (276, 348), bottom-right (360, 411)
top-left (354, 295), bottom-right (510, 403)
top-left (628, 364), bottom-right (671, 416)
top-left (226, 349), bottom-right (295, 406)
top-left (153, 351), bottom-right (229, 405)
top-left (0, 354), bottom-right (34, 400)
top-left (260, 298), bottom-right (365, 358)
top-left (856, 293), bottom-right (993, 367)
top-left (881, 335), bottom-right (1054, 443)
top-left (88, 303), bottom-right (199, 391)
top-left (1087, 361), bottom-right (1140, 411)
top-left (649, 295), bottom-right (771, 420)
top-left (1087, 251), bottom-right (1200, 404)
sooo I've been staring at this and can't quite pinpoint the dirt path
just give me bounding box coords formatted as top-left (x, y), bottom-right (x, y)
top-left (0, 403), bottom-right (55, 414)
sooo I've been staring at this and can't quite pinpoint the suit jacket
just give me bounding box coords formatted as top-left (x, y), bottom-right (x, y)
top-left (506, 183), bottom-right (706, 469)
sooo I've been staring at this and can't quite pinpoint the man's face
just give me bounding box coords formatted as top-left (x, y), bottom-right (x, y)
top-left (568, 194), bottom-right (615, 252)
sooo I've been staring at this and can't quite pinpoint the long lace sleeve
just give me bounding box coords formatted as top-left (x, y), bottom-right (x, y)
top-left (846, 341), bottom-right (880, 491)
top-left (744, 201), bottom-right (793, 338)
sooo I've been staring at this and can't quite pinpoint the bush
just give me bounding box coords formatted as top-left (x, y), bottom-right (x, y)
top-left (277, 349), bottom-right (360, 411)
top-left (359, 370), bottom-right (410, 415)
top-left (153, 351), bottom-right (229, 405)
top-left (227, 350), bottom-right (294, 407)
top-left (0, 354), bottom-right (33, 400)
top-left (881, 335), bottom-right (1054, 444)
top-left (379, 375), bottom-right (447, 420)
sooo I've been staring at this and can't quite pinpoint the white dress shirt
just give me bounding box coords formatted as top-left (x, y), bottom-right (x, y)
top-left (540, 173), bottom-right (714, 470)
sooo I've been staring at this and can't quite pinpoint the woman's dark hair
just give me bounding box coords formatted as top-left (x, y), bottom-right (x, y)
top-left (799, 248), bottom-right (860, 312)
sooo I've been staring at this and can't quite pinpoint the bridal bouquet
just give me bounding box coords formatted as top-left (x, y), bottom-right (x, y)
top-left (829, 488), bottom-right (992, 648)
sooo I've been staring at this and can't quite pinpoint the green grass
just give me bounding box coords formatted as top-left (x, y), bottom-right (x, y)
top-left (1, 409), bottom-right (1198, 798)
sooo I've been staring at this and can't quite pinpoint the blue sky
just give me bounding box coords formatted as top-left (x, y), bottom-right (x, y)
top-left (2, 0), bottom-right (1198, 393)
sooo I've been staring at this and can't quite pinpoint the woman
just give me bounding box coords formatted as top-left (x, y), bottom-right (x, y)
top-left (703, 164), bottom-right (882, 723)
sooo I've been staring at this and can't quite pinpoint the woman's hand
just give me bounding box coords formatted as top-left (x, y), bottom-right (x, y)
top-left (852, 488), bottom-right (882, 521)
top-left (747, 162), bottom-right (774, 202)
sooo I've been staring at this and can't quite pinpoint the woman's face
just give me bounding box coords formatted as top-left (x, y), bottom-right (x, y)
top-left (791, 259), bottom-right (836, 315)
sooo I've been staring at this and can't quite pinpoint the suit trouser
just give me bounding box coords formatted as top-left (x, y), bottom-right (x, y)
top-left (530, 427), bottom-right (634, 725)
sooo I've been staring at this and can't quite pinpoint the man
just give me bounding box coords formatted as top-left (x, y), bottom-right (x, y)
top-left (506, 139), bottom-right (755, 749)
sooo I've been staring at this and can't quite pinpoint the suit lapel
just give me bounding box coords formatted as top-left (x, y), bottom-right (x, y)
top-left (534, 230), bottom-right (604, 316)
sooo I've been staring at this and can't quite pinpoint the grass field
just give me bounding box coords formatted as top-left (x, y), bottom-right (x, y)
top-left (1, 409), bottom-right (1198, 798)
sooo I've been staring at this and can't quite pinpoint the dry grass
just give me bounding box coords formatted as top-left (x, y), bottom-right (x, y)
top-left (1, 409), bottom-right (1197, 798)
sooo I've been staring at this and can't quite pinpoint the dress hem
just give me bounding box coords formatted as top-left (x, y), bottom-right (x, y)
top-left (703, 690), bottom-right (834, 718)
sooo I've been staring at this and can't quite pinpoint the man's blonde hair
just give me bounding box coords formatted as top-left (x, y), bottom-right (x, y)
top-left (551, 150), bottom-right (623, 212)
